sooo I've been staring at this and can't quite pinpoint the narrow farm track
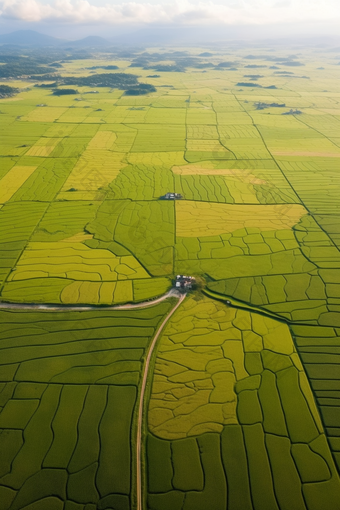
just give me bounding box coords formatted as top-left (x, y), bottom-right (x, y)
top-left (0, 289), bottom-right (179, 311)
top-left (136, 291), bottom-right (186, 510)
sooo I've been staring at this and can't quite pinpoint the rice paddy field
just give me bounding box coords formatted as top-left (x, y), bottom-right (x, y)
top-left (1, 44), bottom-right (340, 509)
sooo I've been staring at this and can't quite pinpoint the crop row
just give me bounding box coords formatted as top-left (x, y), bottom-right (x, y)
top-left (0, 199), bottom-right (175, 303)
top-left (281, 168), bottom-right (340, 215)
top-left (315, 215), bottom-right (340, 250)
top-left (130, 124), bottom-right (186, 152)
top-left (148, 296), bottom-right (320, 438)
top-left (0, 303), bottom-right (171, 510)
top-left (0, 202), bottom-right (48, 284)
top-left (109, 160), bottom-right (177, 201)
top-left (175, 201), bottom-right (306, 237)
top-left (172, 163), bottom-right (298, 204)
top-left (1, 276), bottom-right (170, 305)
top-left (87, 200), bottom-right (175, 277)
top-left (147, 296), bottom-right (340, 509)
top-left (177, 227), bottom-right (299, 258)
top-left (291, 324), bottom-right (340, 471)
top-left (7, 241), bottom-right (150, 281)
top-left (9, 159), bottom-right (76, 203)
top-left (208, 274), bottom-right (338, 325)
top-left (0, 166), bottom-right (38, 204)
top-left (2, 200), bottom-right (329, 303)
top-left (147, 425), bottom-right (340, 510)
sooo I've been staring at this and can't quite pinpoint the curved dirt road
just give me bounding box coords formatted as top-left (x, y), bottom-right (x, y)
top-left (136, 291), bottom-right (186, 510)
top-left (0, 289), bottom-right (178, 312)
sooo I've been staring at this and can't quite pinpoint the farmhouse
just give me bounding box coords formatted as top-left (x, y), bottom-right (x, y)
top-left (161, 192), bottom-right (183, 200)
top-left (175, 275), bottom-right (195, 292)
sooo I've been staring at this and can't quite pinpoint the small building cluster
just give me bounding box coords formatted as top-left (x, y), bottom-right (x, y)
top-left (175, 275), bottom-right (195, 292)
top-left (161, 192), bottom-right (183, 200)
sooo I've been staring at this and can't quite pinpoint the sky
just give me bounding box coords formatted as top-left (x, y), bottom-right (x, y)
top-left (0, 0), bottom-right (340, 40)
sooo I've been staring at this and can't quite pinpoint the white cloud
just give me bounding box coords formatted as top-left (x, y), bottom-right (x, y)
top-left (0, 0), bottom-right (339, 25)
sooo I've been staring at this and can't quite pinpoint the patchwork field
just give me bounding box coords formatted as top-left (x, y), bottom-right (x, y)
top-left (0, 303), bottom-right (172, 510)
top-left (147, 296), bottom-right (340, 510)
top-left (1, 44), bottom-right (340, 509)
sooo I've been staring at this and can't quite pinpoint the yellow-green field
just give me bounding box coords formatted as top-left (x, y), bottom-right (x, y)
top-left (1, 45), bottom-right (340, 509)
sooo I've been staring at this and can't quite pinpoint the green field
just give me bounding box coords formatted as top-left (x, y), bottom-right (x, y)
top-left (0, 303), bottom-right (172, 510)
top-left (1, 45), bottom-right (340, 509)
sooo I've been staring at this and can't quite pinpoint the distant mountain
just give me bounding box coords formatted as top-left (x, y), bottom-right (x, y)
top-left (109, 27), bottom-right (204, 46)
top-left (108, 26), bottom-right (247, 46)
top-left (0, 31), bottom-right (111, 48)
top-left (61, 36), bottom-right (110, 48)
top-left (1, 28), bottom-right (338, 50)
top-left (0, 30), bottom-right (64, 46)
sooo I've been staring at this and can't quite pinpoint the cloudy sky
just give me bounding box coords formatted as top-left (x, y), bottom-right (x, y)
top-left (0, 0), bottom-right (340, 39)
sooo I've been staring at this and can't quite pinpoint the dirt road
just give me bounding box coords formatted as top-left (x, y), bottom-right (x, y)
top-left (0, 289), bottom-right (178, 312)
top-left (135, 291), bottom-right (186, 510)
